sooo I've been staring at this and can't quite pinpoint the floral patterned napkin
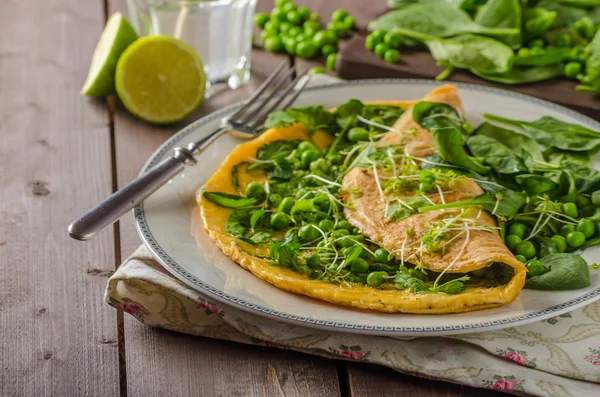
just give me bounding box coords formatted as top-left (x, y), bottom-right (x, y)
top-left (107, 246), bottom-right (600, 397)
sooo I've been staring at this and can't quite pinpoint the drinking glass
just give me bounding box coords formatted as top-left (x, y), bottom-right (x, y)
top-left (126, 0), bottom-right (258, 94)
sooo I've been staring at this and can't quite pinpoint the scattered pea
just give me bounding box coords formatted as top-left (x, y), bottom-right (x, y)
top-left (562, 202), bottom-right (579, 218)
top-left (367, 271), bottom-right (386, 287)
top-left (383, 31), bottom-right (403, 48)
top-left (529, 39), bottom-right (544, 48)
top-left (282, 2), bottom-right (296, 13)
top-left (245, 181), bottom-right (265, 198)
top-left (297, 6), bottom-right (311, 21)
top-left (577, 219), bottom-right (595, 238)
top-left (374, 42), bottom-right (389, 57)
top-left (310, 158), bottom-right (330, 173)
top-left (343, 15), bottom-right (356, 30)
top-left (508, 222), bottom-right (527, 239)
top-left (269, 193), bottom-right (282, 207)
top-left (327, 154), bottom-right (342, 165)
top-left (530, 47), bottom-right (545, 55)
top-left (350, 257), bottom-right (369, 273)
top-left (287, 26), bottom-right (302, 37)
top-left (313, 30), bottom-right (336, 47)
top-left (384, 49), bottom-right (401, 64)
top-left (335, 220), bottom-right (352, 231)
top-left (301, 149), bottom-right (320, 166)
top-left (371, 29), bottom-right (387, 42)
top-left (270, 212), bottom-right (290, 230)
top-left (298, 141), bottom-right (316, 152)
top-left (278, 197), bottom-right (294, 214)
top-left (254, 12), bottom-right (270, 28)
top-left (326, 53), bottom-right (337, 70)
top-left (331, 9), bottom-right (348, 23)
top-left (564, 62), bottom-right (583, 79)
top-left (309, 12), bottom-right (319, 21)
top-left (373, 248), bottom-right (390, 264)
top-left (506, 234), bottom-right (522, 251)
top-left (296, 40), bottom-right (318, 58)
top-left (526, 259), bottom-right (545, 277)
top-left (560, 224), bottom-right (576, 237)
top-left (556, 32), bottom-right (572, 48)
top-left (284, 37), bottom-right (297, 54)
top-left (264, 36), bottom-right (283, 52)
top-left (592, 191), bottom-right (600, 206)
top-left (551, 235), bottom-right (567, 253)
top-left (515, 254), bottom-right (528, 263)
top-left (306, 253), bottom-right (321, 269)
top-left (313, 193), bottom-right (331, 211)
top-left (515, 241), bottom-right (536, 259)
top-left (365, 34), bottom-right (380, 50)
top-left (517, 48), bottom-right (530, 57)
top-left (321, 44), bottom-right (337, 56)
top-left (318, 219), bottom-right (335, 232)
top-left (348, 127), bottom-right (369, 142)
top-left (574, 17), bottom-right (595, 40)
top-left (567, 231), bottom-right (586, 248)
top-left (299, 224), bottom-right (321, 242)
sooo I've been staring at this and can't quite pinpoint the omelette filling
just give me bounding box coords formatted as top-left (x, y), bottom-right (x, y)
top-left (201, 101), bottom-right (517, 295)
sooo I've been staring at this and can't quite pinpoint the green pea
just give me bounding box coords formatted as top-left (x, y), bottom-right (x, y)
top-left (327, 154), bottom-right (342, 165)
top-left (326, 53), bottom-right (337, 70)
top-left (577, 219), bottom-right (595, 238)
top-left (296, 41), bottom-right (318, 58)
top-left (284, 38), bottom-right (297, 55)
top-left (343, 15), bottom-right (356, 30)
top-left (515, 254), bottom-right (528, 263)
top-left (581, 75), bottom-right (593, 85)
top-left (321, 44), bottom-right (337, 56)
top-left (560, 224), bottom-right (576, 237)
top-left (517, 47), bottom-right (530, 57)
top-left (275, 0), bottom-right (289, 6)
top-left (309, 11), bottom-right (319, 21)
top-left (298, 141), bottom-right (316, 152)
top-left (507, 223), bottom-right (527, 239)
top-left (270, 212), bottom-right (291, 230)
top-left (301, 149), bottom-right (320, 166)
top-left (574, 17), bottom-right (595, 40)
top-left (310, 158), bottom-right (330, 173)
top-left (350, 258), bottom-right (369, 273)
top-left (245, 181), bottom-right (265, 198)
top-left (591, 191), bottom-right (600, 206)
top-left (564, 62), bottom-right (582, 79)
top-left (515, 241), bottom-right (536, 259)
top-left (333, 229), bottom-right (349, 237)
top-left (281, 2), bottom-right (296, 13)
top-left (371, 29), bottom-right (387, 42)
top-left (383, 31), bottom-right (403, 48)
top-left (567, 231), bottom-right (586, 248)
top-left (254, 12), bottom-right (270, 28)
top-left (530, 46), bottom-right (545, 55)
top-left (313, 194), bottom-right (331, 212)
top-left (526, 259), bottom-right (545, 277)
top-left (288, 26), bottom-right (302, 37)
top-left (365, 34), bottom-right (379, 51)
top-left (286, 10), bottom-right (302, 26)
top-left (562, 202), bottom-right (578, 218)
top-left (313, 30), bottom-right (336, 48)
top-left (577, 195), bottom-right (591, 208)
top-left (373, 248), bottom-right (390, 264)
top-left (318, 219), bottom-right (334, 232)
top-left (306, 253), bottom-right (321, 269)
top-left (331, 9), bottom-right (348, 23)
top-left (348, 127), bottom-right (369, 142)
top-left (260, 30), bottom-right (274, 43)
top-left (529, 39), bottom-right (544, 48)
top-left (269, 193), bottom-right (282, 207)
top-left (505, 235), bottom-right (522, 251)
top-left (295, 187), bottom-right (315, 200)
top-left (279, 22), bottom-right (292, 34)
top-left (303, 20), bottom-right (320, 32)
top-left (383, 49), bottom-right (401, 64)
top-left (264, 36), bottom-right (283, 52)
top-left (374, 42), bottom-right (389, 57)
top-left (270, 7), bottom-right (286, 22)
top-left (551, 235), bottom-right (567, 253)
top-left (299, 224), bottom-right (321, 242)
top-left (335, 220), bottom-right (352, 231)
top-left (366, 271), bottom-right (386, 287)
top-left (351, 227), bottom-right (360, 235)
top-left (297, 6), bottom-right (310, 22)
top-left (556, 32), bottom-right (572, 48)
top-left (278, 197), bottom-right (294, 214)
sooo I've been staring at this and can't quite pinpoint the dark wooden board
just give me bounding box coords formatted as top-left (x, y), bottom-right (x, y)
top-left (0, 0), bottom-right (120, 395)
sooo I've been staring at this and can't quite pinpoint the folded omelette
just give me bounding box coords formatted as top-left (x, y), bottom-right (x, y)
top-left (198, 85), bottom-right (527, 314)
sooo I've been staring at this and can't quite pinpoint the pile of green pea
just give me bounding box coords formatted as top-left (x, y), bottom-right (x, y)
top-left (364, 29), bottom-right (402, 64)
top-left (254, 0), bottom-right (356, 70)
top-left (504, 195), bottom-right (600, 278)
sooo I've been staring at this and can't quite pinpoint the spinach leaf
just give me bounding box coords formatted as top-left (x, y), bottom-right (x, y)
top-left (577, 30), bottom-right (600, 93)
top-left (246, 231), bottom-right (273, 245)
top-left (225, 208), bottom-right (252, 237)
top-left (270, 233), bottom-right (301, 269)
top-left (417, 189), bottom-right (527, 218)
top-left (466, 135), bottom-right (526, 174)
top-left (432, 275), bottom-right (470, 294)
top-left (538, 0), bottom-right (600, 28)
top-left (474, 0), bottom-right (522, 48)
top-left (256, 140), bottom-right (301, 160)
top-left (515, 174), bottom-right (560, 196)
top-left (425, 34), bottom-right (514, 74)
top-left (250, 209), bottom-right (266, 230)
top-left (544, 27), bottom-right (587, 47)
top-left (368, 3), bottom-right (520, 38)
top-left (531, 237), bottom-right (559, 259)
top-left (525, 253), bottom-right (591, 290)
top-left (361, 105), bottom-right (404, 126)
top-left (202, 191), bottom-right (258, 208)
top-left (385, 203), bottom-right (412, 221)
top-left (264, 106), bottom-right (333, 134)
top-left (334, 99), bottom-right (364, 129)
top-left (523, 7), bottom-right (557, 41)
top-left (483, 113), bottom-right (600, 152)
top-left (544, 147), bottom-right (592, 168)
top-left (561, 163), bottom-right (600, 194)
top-left (557, 0), bottom-right (600, 8)
top-left (471, 64), bottom-right (564, 84)
top-left (513, 47), bottom-right (571, 67)
top-left (475, 122), bottom-right (544, 161)
top-left (231, 161), bottom-right (251, 193)
top-left (267, 158), bottom-right (293, 180)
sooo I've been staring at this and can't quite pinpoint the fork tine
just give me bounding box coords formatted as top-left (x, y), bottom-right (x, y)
top-left (227, 61), bottom-right (288, 122)
top-left (247, 69), bottom-right (309, 131)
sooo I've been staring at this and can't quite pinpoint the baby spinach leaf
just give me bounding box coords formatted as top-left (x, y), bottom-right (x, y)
top-left (270, 233), bottom-right (300, 269)
top-left (432, 275), bottom-right (470, 294)
top-left (523, 7), bottom-right (557, 41)
top-left (417, 189), bottom-right (527, 218)
top-left (334, 99), bottom-right (364, 129)
top-left (361, 105), bottom-right (404, 126)
top-left (385, 203), bottom-right (412, 221)
top-left (538, 0), bottom-right (600, 28)
top-left (250, 209), bottom-right (266, 230)
top-left (474, 0), bottom-right (522, 48)
top-left (466, 135), bottom-right (526, 174)
top-left (412, 101), bottom-right (463, 129)
top-left (225, 209), bottom-right (252, 237)
top-left (246, 231), bottom-right (273, 245)
top-left (544, 147), bottom-right (592, 168)
top-left (264, 106), bottom-right (333, 134)
top-left (202, 191), bottom-right (258, 208)
top-left (368, 3), bottom-right (519, 38)
top-left (471, 64), bottom-right (564, 84)
top-left (515, 174), bottom-right (560, 196)
top-left (475, 122), bottom-right (544, 161)
top-left (525, 253), bottom-right (591, 290)
top-left (531, 237), bottom-right (559, 259)
top-left (513, 47), bottom-right (571, 66)
top-left (577, 30), bottom-right (600, 93)
top-left (561, 163), bottom-right (600, 194)
top-left (483, 113), bottom-right (600, 152)
top-left (267, 158), bottom-right (293, 180)
top-left (256, 140), bottom-right (301, 160)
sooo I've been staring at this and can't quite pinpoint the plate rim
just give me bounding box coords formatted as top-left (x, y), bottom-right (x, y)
top-left (134, 78), bottom-right (600, 336)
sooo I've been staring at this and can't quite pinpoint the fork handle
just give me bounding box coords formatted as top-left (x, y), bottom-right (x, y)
top-left (68, 127), bottom-right (226, 241)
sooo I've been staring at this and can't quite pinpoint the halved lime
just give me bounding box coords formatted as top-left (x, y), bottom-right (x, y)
top-left (115, 36), bottom-right (206, 124)
top-left (81, 12), bottom-right (138, 96)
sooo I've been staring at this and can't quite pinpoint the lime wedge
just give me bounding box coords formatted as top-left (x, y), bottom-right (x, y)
top-left (81, 12), bottom-right (138, 96)
top-left (115, 36), bottom-right (206, 124)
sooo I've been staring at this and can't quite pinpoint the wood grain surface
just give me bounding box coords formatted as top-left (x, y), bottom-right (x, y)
top-left (0, 0), bottom-right (120, 396)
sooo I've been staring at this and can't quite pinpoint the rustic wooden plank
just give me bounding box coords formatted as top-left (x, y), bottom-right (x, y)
top-left (0, 0), bottom-right (120, 396)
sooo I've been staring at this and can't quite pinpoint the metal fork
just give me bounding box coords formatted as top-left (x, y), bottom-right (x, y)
top-left (68, 62), bottom-right (310, 241)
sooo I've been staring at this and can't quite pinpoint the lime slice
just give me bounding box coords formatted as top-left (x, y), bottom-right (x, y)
top-left (115, 36), bottom-right (206, 124)
top-left (81, 12), bottom-right (138, 96)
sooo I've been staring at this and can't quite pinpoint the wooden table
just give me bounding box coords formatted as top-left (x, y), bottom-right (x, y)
top-left (0, 0), bottom-right (507, 396)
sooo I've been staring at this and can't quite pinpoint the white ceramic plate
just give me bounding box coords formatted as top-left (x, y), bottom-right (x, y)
top-left (136, 79), bottom-right (600, 336)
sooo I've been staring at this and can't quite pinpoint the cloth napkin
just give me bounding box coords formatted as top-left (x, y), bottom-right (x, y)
top-left (106, 75), bottom-right (600, 397)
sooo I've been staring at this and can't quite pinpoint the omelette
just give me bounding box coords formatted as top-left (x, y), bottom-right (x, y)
top-left (197, 85), bottom-right (527, 314)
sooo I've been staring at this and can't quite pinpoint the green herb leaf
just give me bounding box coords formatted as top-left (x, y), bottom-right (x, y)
top-left (432, 275), bottom-right (470, 294)
top-left (471, 64), bottom-right (564, 84)
top-left (418, 189), bottom-right (527, 218)
top-left (225, 209), bottom-right (252, 237)
top-left (475, 122), bottom-right (544, 162)
top-left (267, 158), bottom-right (293, 180)
top-left (290, 199), bottom-right (318, 214)
top-left (250, 209), bottom-right (266, 230)
top-left (385, 203), bottom-right (412, 221)
top-left (334, 99), bottom-right (364, 129)
top-left (271, 233), bottom-right (300, 268)
top-left (475, 0), bottom-right (522, 48)
top-left (264, 107), bottom-right (333, 134)
top-left (361, 105), bottom-right (404, 126)
top-left (523, 7), bottom-right (557, 41)
top-left (525, 253), bottom-right (591, 290)
top-left (466, 134), bottom-right (526, 174)
top-left (515, 174), bottom-right (560, 196)
top-left (256, 140), bottom-right (302, 160)
top-left (202, 191), bottom-right (257, 208)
